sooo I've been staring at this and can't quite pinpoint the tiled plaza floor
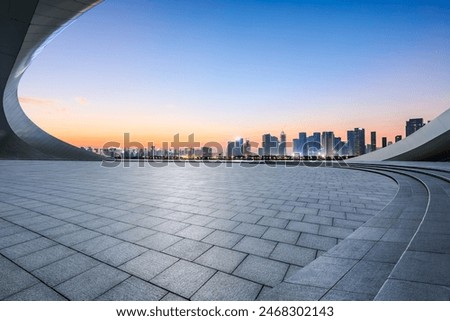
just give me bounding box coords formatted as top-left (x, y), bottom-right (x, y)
top-left (0, 160), bottom-right (398, 300)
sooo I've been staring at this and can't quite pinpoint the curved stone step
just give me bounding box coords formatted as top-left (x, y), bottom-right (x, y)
top-left (258, 164), bottom-right (450, 300)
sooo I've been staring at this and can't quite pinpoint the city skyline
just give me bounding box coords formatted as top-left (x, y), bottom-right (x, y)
top-left (17, 0), bottom-right (450, 148)
top-left (95, 115), bottom-right (425, 158)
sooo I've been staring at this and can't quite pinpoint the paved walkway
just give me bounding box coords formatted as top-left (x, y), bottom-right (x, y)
top-left (0, 160), bottom-right (397, 300)
top-left (262, 162), bottom-right (450, 300)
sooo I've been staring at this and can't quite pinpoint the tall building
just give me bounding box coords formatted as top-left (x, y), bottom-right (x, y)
top-left (354, 128), bottom-right (366, 156)
top-left (312, 132), bottom-right (321, 144)
top-left (406, 118), bottom-right (424, 137)
top-left (243, 139), bottom-right (251, 156)
top-left (346, 130), bottom-right (355, 156)
top-left (262, 134), bottom-right (279, 156)
top-left (321, 131), bottom-right (335, 157)
top-left (227, 138), bottom-right (243, 158)
top-left (292, 139), bottom-right (300, 154)
top-left (299, 132), bottom-right (307, 155)
top-left (334, 137), bottom-right (344, 155)
top-left (279, 131), bottom-right (287, 155)
top-left (382, 137), bottom-right (387, 148)
top-left (370, 131), bottom-right (377, 152)
top-left (395, 135), bottom-right (402, 142)
top-left (202, 146), bottom-right (212, 158)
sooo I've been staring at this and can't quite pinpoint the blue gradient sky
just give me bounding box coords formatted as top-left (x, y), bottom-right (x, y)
top-left (19, 0), bottom-right (450, 148)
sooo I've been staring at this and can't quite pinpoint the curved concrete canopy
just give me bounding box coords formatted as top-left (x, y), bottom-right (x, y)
top-left (351, 108), bottom-right (450, 162)
top-left (0, 0), bottom-right (102, 160)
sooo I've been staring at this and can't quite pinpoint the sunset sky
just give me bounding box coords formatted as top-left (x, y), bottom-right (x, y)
top-left (18, 0), bottom-right (450, 150)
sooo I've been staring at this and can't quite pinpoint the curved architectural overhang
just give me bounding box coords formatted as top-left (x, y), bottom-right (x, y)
top-left (350, 108), bottom-right (450, 162)
top-left (0, 0), bottom-right (103, 160)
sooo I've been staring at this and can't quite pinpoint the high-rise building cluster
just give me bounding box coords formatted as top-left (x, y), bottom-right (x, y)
top-left (226, 117), bottom-right (426, 158)
top-left (90, 117), bottom-right (426, 160)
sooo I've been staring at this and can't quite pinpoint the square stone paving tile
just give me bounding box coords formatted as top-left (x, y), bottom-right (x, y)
top-left (96, 222), bottom-right (135, 236)
top-left (0, 237), bottom-right (56, 260)
top-left (232, 236), bottom-right (276, 257)
top-left (325, 239), bottom-right (376, 260)
top-left (286, 221), bottom-right (319, 234)
top-left (203, 230), bottom-right (243, 248)
top-left (262, 227), bottom-right (300, 244)
top-left (96, 277), bottom-right (167, 301)
top-left (297, 233), bottom-right (337, 251)
top-left (0, 231), bottom-right (40, 249)
top-left (207, 209), bottom-right (236, 220)
top-left (232, 222), bottom-right (268, 237)
top-left (5, 282), bottom-right (66, 301)
top-left (161, 293), bottom-right (188, 301)
top-left (232, 213), bottom-right (262, 224)
top-left (119, 250), bottom-right (178, 281)
top-left (152, 221), bottom-right (190, 234)
top-left (375, 279), bottom-right (450, 300)
top-left (286, 255), bottom-right (358, 288)
top-left (14, 244), bottom-right (76, 271)
top-left (270, 243), bottom-right (316, 266)
top-left (78, 217), bottom-right (116, 229)
top-left (257, 282), bottom-right (326, 301)
top-left (390, 251), bottom-right (450, 286)
top-left (183, 215), bottom-right (215, 226)
top-left (195, 246), bottom-right (247, 273)
top-left (39, 224), bottom-right (82, 238)
top-left (257, 216), bottom-right (288, 228)
top-left (137, 232), bottom-right (182, 251)
top-left (192, 272), bottom-right (262, 301)
top-left (93, 242), bottom-right (148, 266)
top-left (0, 256), bottom-right (40, 300)
top-left (72, 234), bottom-right (122, 256)
top-left (135, 216), bottom-right (167, 229)
top-left (33, 253), bottom-right (100, 287)
top-left (318, 225), bottom-right (353, 239)
top-left (54, 229), bottom-right (101, 246)
top-left (333, 260), bottom-right (395, 295)
top-left (206, 218), bottom-right (240, 231)
top-left (163, 239), bottom-right (212, 261)
top-left (233, 255), bottom-right (288, 286)
top-left (175, 225), bottom-right (214, 241)
top-left (321, 289), bottom-right (374, 301)
top-left (347, 226), bottom-right (386, 241)
top-left (364, 241), bottom-right (407, 264)
top-left (152, 260), bottom-right (216, 299)
top-left (115, 227), bottom-right (157, 242)
top-left (55, 264), bottom-right (129, 300)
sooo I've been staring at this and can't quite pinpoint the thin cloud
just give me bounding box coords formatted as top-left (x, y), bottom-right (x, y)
top-left (19, 96), bottom-right (67, 113)
top-left (75, 96), bottom-right (88, 106)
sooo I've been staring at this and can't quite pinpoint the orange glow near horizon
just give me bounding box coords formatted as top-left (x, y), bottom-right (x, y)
top-left (20, 95), bottom-right (445, 152)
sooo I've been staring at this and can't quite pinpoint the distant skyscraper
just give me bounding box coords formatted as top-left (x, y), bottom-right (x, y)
top-left (406, 118), bottom-right (424, 137)
top-left (292, 138), bottom-right (300, 154)
top-left (227, 138), bottom-right (243, 158)
top-left (312, 132), bottom-right (321, 144)
top-left (321, 131), bottom-right (335, 157)
top-left (382, 137), bottom-right (387, 148)
top-left (298, 132), bottom-right (307, 156)
top-left (262, 134), bottom-right (279, 156)
top-left (334, 137), bottom-right (344, 155)
top-left (370, 131), bottom-right (377, 152)
top-left (346, 130), bottom-right (355, 156)
top-left (202, 146), bottom-right (212, 158)
top-left (243, 139), bottom-right (251, 156)
top-left (395, 135), bottom-right (402, 142)
top-left (354, 128), bottom-right (365, 156)
top-left (279, 131), bottom-right (287, 155)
